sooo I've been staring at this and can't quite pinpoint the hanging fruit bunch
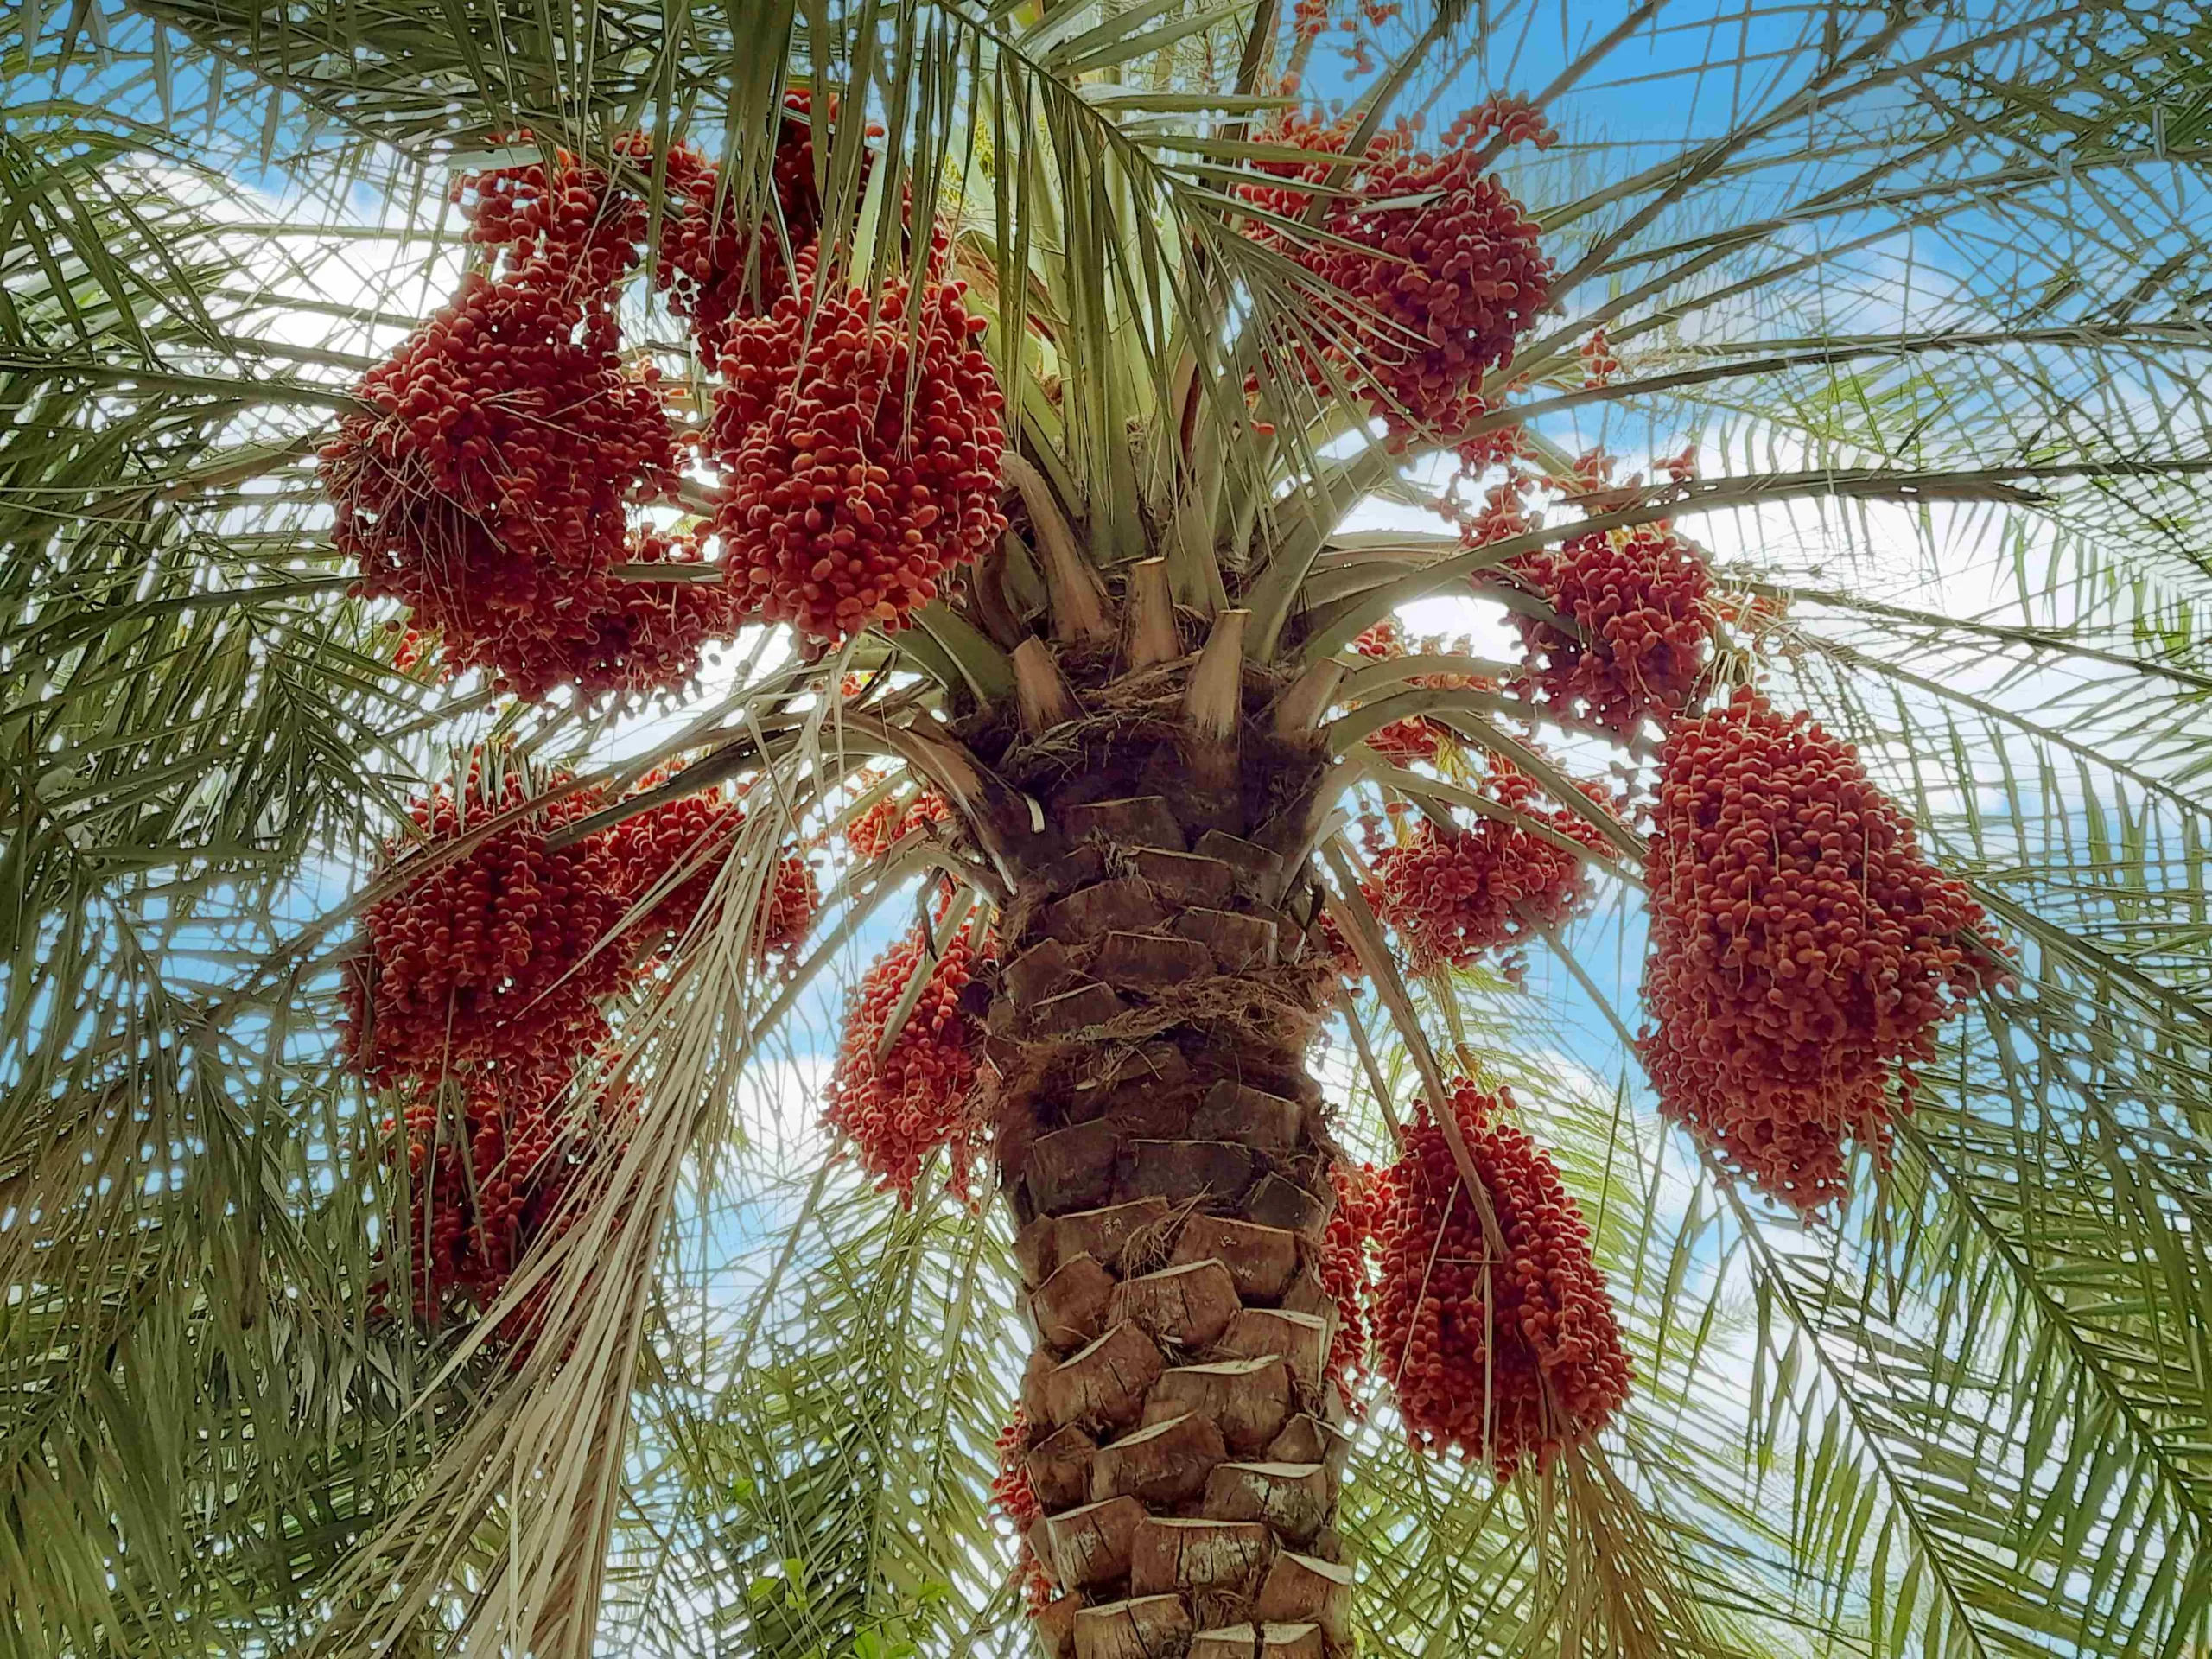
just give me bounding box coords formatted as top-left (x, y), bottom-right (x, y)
top-left (1500, 452), bottom-right (1713, 738)
top-left (1579, 326), bottom-right (1622, 387)
top-left (506, 527), bottom-right (747, 705)
top-left (991, 1408), bottom-right (1056, 1607)
top-left (1370, 756), bottom-right (1612, 977)
top-left (753, 850), bottom-right (823, 963)
top-left (1351, 620), bottom-right (1498, 768)
top-left (1448, 468), bottom-right (1539, 552)
top-left (1440, 408), bottom-right (1533, 508)
top-left (995, 1407), bottom-right (1052, 1618)
top-left (708, 241), bottom-right (1008, 642)
top-left (1292, 0), bottom-right (1333, 45)
top-left (1440, 444), bottom-right (1716, 739)
top-left (1311, 899), bottom-right (1370, 988)
top-left (386, 1063), bottom-right (624, 1325)
top-left (605, 779), bottom-right (724, 931)
top-left (1319, 1160), bottom-right (1377, 1405)
top-left (634, 97), bottom-right (826, 361)
top-left (1353, 620), bottom-right (1443, 766)
top-left (989, 1408), bottom-right (1043, 1530)
top-left (388, 1065), bottom-right (550, 1317)
top-left (822, 916), bottom-right (994, 1202)
top-left (1639, 691), bottom-right (2005, 1212)
top-left (349, 755), bottom-right (813, 1058)
top-left (1242, 93), bottom-right (1556, 442)
top-left (1370, 1080), bottom-right (1631, 1478)
top-left (322, 272), bottom-right (682, 696)
top-left (451, 141), bottom-right (647, 293)
top-left (1290, 0), bottom-right (1403, 76)
top-left (1505, 516), bottom-right (1714, 738)
top-left (325, 135), bottom-right (822, 703)
top-left (613, 772), bottom-right (823, 965)
top-left (340, 757), bottom-right (639, 1087)
top-left (347, 748), bottom-right (804, 1338)
top-left (845, 786), bottom-right (952, 859)
top-left (322, 141), bottom-right (710, 702)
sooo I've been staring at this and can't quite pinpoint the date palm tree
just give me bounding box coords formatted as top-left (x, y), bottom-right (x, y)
top-left (5, 2), bottom-right (2212, 1656)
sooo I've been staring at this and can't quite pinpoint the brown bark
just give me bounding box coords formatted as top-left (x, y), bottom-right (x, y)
top-left (969, 649), bottom-right (1350, 1656)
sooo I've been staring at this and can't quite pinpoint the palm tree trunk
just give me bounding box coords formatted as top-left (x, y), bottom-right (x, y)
top-left (976, 637), bottom-right (1353, 1659)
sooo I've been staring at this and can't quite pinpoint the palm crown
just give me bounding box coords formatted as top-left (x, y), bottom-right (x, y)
top-left (5, 2), bottom-right (2212, 1656)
